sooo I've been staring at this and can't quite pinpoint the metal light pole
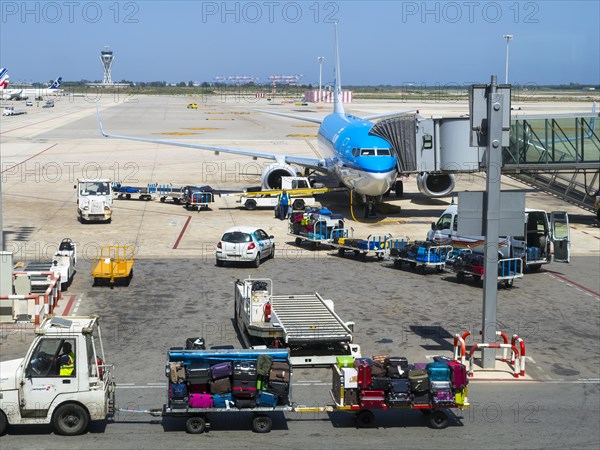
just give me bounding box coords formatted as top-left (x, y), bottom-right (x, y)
top-left (318, 56), bottom-right (325, 102)
top-left (503, 35), bottom-right (513, 84)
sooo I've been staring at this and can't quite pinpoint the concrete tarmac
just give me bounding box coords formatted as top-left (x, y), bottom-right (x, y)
top-left (0, 95), bottom-right (598, 448)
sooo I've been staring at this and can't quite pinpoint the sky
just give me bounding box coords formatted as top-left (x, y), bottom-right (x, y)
top-left (1, 0), bottom-right (599, 86)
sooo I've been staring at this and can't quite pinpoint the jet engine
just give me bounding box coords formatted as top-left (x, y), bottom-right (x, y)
top-left (416, 173), bottom-right (456, 198)
top-left (261, 163), bottom-right (298, 190)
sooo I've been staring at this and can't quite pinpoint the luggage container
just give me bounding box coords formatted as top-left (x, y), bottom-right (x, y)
top-left (388, 238), bottom-right (452, 274)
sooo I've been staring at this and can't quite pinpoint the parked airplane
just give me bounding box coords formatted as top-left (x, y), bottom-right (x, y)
top-left (97, 27), bottom-right (456, 215)
top-left (0, 70), bottom-right (62, 100)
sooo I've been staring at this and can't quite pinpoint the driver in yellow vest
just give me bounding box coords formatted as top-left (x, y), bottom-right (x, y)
top-left (58, 342), bottom-right (75, 376)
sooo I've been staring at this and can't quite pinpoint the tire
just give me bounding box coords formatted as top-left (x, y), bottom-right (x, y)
top-left (125, 193), bottom-right (131, 200)
top-left (52, 403), bottom-right (90, 436)
top-left (295, 237), bottom-right (302, 246)
top-left (106, 217), bottom-right (112, 224)
top-left (245, 199), bottom-right (257, 210)
top-left (395, 180), bottom-right (404, 198)
top-left (0, 410), bottom-right (7, 436)
top-left (270, 245), bottom-right (275, 259)
top-left (429, 410), bottom-right (449, 429)
top-left (253, 254), bottom-right (260, 268)
top-left (356, 409), bottom-right (375, 428)
top-left (338, 248), bottom-right (345, 257)
top-left (393, 259), bottom-right (401, 269)
top-left (216, 259), bottom-right (224, 267)
top-left (160, 197), bottom-right (166, 203)
top-left (528, 264), bottom-right (541, 272)
top-left (185, 416), bottom-right (206, 434)
top-left (292, 199), bottom-right (305, 210)
top-left (456, 272), bottom-right (465, 283)
top-left (252, 415), bottom-right (272, 433)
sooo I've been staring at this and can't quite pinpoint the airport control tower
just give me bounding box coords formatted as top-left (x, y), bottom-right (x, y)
top-left (100, 46), bottom-right (114, 84)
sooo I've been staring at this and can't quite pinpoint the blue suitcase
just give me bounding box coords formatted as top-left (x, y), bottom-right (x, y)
top-left (213, 393), bottom-right (233, 408)
top-left (257, 391), bottom-right (278, 407)
top-left (169, 382), bottom-right (188, 399)
top-left (426, 362), bottom-right (451, 382)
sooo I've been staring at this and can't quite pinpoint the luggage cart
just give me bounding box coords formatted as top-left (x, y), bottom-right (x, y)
top-left (453, 257), bottom-right (524, 288)
top-left (113, 182), bottom-right (158, 201)
top-left (91, 245), bottom-right (134, 286)
top-left (156, 184), bottom-right (186, 204)
top-left (388, 239), bottom-right (453, 273)
top-left (185, 192), bottom-right (214, 212)
top-left (328, 234), bottom-right (391, 262)
top-left (288, 222), bottom-right (345, 250)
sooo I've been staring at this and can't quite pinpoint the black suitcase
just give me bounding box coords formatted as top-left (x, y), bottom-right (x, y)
top-left (186, 362), bottom-right (211, 384)
top-left (234, 394), bottom-right (257, 409)
top-left (169, 398), bottom-right (188, 410)
top-left (233, 361), bottom-right (257, 381)
top-left (185, 337), bottom-right (206, 350)
top-left (370, 377), bottom-right (392, 391)
top-left (267, 380), bottom-right (289, 398)
top-left (385, 356), bottom-right (408, 369)
top-left (412, 391), bottom-right (431, 405)
top-left (390, 378), bottom-right (410, 393)
top-left (386, 392), bottom-right (411, 406)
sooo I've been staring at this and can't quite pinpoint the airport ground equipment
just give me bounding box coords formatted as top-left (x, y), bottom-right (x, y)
top-left (449, 253), bottom-right (524, 288)
top-left (156, 184), bottom-right (186, 203)
top-left (0, 316), bottom-right (115, 436)
top-left (113, 182), bottom-right (157, 200)
top-left (2, 106), bottom-right (26, 116)
top-left (185, 191), bottom-right (214, 211)
top-left (233, 278), bottom-right (360, 366)
top-left (328, 234), bottom-right (392, 262)
top-left (76, 178), bottom-right (113, 223)
top-left (388, 238), bottom-right (452, 273)
top-left (17, 238), bottom-right (77, 290)
top-left (91, 245), bottom-right (134, 286)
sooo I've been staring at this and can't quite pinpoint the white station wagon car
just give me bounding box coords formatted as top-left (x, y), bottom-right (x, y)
top-left (216, 226), bottom-right (275, 267)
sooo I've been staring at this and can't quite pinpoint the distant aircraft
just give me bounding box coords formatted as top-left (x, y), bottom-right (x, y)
top-left (97, 26), bottom-right (456, 216)
top-left (0, 70), bottom-right (63, 100)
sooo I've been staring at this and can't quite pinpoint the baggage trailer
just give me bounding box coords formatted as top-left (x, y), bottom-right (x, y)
top-left (185, 191), bottom-right (214, 212)
top-left (234, 278), bottom-right (360, 366)
top-left (91, 245), bottom-right (134, 286)
top-left (450, 255), bottom-right (524, 288)
top-left (156, 184), bottom-right (186, 204)
top-left (388, 239), bottom-right (453, 274)
top-left (328, 234), bottom-right (391, 262)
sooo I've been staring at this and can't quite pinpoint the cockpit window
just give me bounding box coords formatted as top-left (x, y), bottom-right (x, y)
top-left (352, 148), bottom-right (359, 157)
top-left (360, 149), bottom-right (376, 156)
top-left (376, 149), bottom-right (391, 156)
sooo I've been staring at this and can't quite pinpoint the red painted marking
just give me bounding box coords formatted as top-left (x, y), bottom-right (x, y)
top-left (0, 143), bottom-right (57, 173)
top-left (173, 216), bottom-right (192, 249)
top-left (61, 295), bottom-right (76, 316)
top-left (547, 270), bottom-right (600, 297)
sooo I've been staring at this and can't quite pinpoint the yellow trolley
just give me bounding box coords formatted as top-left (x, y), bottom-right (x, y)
top-left (92, 245), bottom-right (134, 286)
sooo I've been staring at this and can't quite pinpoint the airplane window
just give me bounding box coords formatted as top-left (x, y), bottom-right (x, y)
top-left (376, 149), bottom-right (391, 156)
top-left (360, 149), bottom-right (375, 156)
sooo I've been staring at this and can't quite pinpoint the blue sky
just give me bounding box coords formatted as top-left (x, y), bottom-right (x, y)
top-left (1, 1), bottom-right (599, 85)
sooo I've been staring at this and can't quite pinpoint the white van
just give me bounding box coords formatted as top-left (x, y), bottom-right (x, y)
top-left (427, 204), bottom-right (570, 270)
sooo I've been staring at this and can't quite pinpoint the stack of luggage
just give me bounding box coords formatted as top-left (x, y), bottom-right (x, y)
top-left (454, 253), bottom-right (485, 274)
top-left (289, 208), bottom-right (345, 239)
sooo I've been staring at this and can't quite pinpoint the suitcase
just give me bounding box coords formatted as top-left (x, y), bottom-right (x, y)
top-left (412, 391), bottom-right (431, 405)
top-left (386, 392), bottom-right (411, 406)
top-left (210, 377), bottom-right (232, 394)
top-left (408, 369), bottom-right (430, 393)
top-left (371, 354), bottom-right (390, 364)
top-left (336, 356), bottom-right (355, 368)
top-left (213, 392), bottom-right (233, 408)
top-left (371, 361), bottom-right (387, 377)
top-left (187, 383), bottom-right (208, 394)
top-left (269, 361), bottom-right (291, 383)
top-left (454, 387), bottom-right (468, 406)
top-left (386, 366), bottom-right (403, 379)
top-left (211, 361), bottom-right (233, 380)
top-left (446, 361), bottom-right (468, 389)
top-left (432, 390), bottom-right (454, 405)
top-left (385, 356), bottom-right (408, 369)
top-left (167, 361), bottom-right (186, 383)
top-left (169, 398), bottom-right (188, 410)
top-left (189, 393), bottom-right (213, 408)
top-left (413, 362), bottom-right (427, 370)
top-left (233, 360), bottom-right (257, 380)
top-left (354, 357), bottom-right (373, 366)
top-left (430, 380), bottom-right (452, 392)
top-left (371, 377), bottom-right (392, 391)
top-left (169, 382), bottom-right (188, 399)
top-left (232, 379), bottom-right (257, 393)
top-left (426, 362), bottom-right (451, 382)
top-left (342, 367), bottom-right (358, 388)
top-left (185, 337), bottom-right (205, 350)
top-left (234, 395), bottom-right (257, 409)
top-left (186, 362), bottom-right (211, 384)
top-left (256, 354), bottom-right (273, 377)
top-left (390, 378), bottom-right (410, 394)
top-left (359, 390), bottom-right (386, 408)
top-left (354, 360), bottom-right (372, 389)
top-left (257, 390), bottom-right (278, 407)
top-left (344, 388), bottom-right (359, 406)
top-left (267, 380), bottom-right (289, 398)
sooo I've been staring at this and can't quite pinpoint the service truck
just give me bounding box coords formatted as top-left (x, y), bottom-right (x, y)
top-left (0, 316), bottom-right (114, 436)
top-left (19, 238), bottom-right (77, 290)
top-left (427, 203), bottom-right (571, 270)
top-left (76, 178), bottom-right (113, 223)
top-left (2, 106), bottom-right (26, 116)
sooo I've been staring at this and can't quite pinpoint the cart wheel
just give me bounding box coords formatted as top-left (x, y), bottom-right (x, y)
top-left (185, 416), bottom-right (206, 434)
top-left (504, 279), bottom-right (514, 289)
top-left (252, 415), bottom-right (272, 433)
top-left (417, 265), bottom-right (425, 274)
top-left (429, 410), bottom-right (449, 429)
top-left (356, 409), bottom-right (375, 428)
top-left (377, 253), bottom-right (384, 260)
top-left (393, 259), bottom-right (401, 269)
top-left (456, 272), bottom-right (465, 283)
top-left (160, 197), bottom-right (166, 203)
top-left (410, 262), bottom-right (417, 270)
top-left (295, 237), bottom-right (302, 246)
top-left (125, 193), bottom-right (131, 200)
top-left (360, 252), bottom-right (367, 262)
top-left (437, 266), bottom-right (444, 273)
top-left (353, 250), bottom-right (360, 257)
top-left (338, 248), bottom-right (345, 257)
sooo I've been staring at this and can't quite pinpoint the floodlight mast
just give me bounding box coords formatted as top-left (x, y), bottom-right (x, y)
top-left (503, 35), bottom-right (513, 84)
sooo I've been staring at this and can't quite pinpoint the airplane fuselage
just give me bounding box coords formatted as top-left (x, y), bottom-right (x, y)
top-left (317, 113), bottom-right (397, 197)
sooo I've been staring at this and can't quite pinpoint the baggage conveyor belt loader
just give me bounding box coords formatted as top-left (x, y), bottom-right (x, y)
top-left (234, 278), bottom-right (360, 366)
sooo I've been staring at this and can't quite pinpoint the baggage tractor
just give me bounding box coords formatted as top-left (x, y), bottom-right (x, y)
top-left (189, 393), bottom-right (214, 408)
top-left (386, 392), bottom-right (411, 406)
top-left (257, 390), bottom-right (278, 407)
top-left (185, 337), bottom-right (206, 350)
top-left (213, 392), bottom-right (233, 408)
top-left (359, 390), bottom-right (386, 408)
top-left (211, 361), bottom-right (233, 380)
top-left (169, 382), bottom-right (188, 399)
top-left (186, 362), bottom-right (211, 384)
top-left (269, 361), bottom-right (291, 383)
top-left (408, 369), bottom-right (430, 393)
top-left (430, 380), bottom-right (452, 392)
top-left (336, 355), bottom-right (355, 368)
top-left (257, 354), bottom-right (273, 377)
top-left (432, 391), bottom-right (454, 405)
top-left (355, 359), bottom-right (372, 389)
top-left (344, 388), bottom-right (359, 406)
top-left (385, 356), bottom-right (409, 369)
top-left (168, 361), bottom-right (186, 383)
top-left (210, 377), bottom-right (232, 394)
top-left (371, 377), bottom-right (392, 391)
top-left (446, 361), bottom-right (468, 389)
top-left (233, 360), bottom-right (257, 380)
top-left (426, 362), bottom-right (451, 382)
top-left (412, 391), bottom-right (431, 405)
top-left (390, 378), bottom-right (410, 394)
top-left (232, 379), bottom-right (258, 393)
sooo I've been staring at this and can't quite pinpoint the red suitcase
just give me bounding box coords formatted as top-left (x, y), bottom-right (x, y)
top-left (359, 389), bottom-right (386, 408)
top-left (354, 359), bottom-right (372, 389)
top-left (446, 361), bottom-right (468, 389)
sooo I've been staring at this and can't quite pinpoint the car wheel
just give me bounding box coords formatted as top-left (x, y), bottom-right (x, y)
top-left (216, 259), bottom-right (224, 267)
top-left (270, 245), bottom-right (275, 259)
top-left (253, 254), bottom-right (260, 268)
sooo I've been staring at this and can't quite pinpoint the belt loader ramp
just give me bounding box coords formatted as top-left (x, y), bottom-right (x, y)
top-left (233, 278), bottom-right (360, 366)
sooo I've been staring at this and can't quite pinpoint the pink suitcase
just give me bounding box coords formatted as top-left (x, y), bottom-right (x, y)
top-left (189, 393), bottom-right (214, 408)
top-left (446, 361), bottom-right (468, 389)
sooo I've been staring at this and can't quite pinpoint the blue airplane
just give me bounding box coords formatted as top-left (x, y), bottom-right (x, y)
top-left (97, 26), bottom-right (455, 215)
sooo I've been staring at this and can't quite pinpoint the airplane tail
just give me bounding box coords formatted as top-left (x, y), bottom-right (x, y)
top-left (0, 68), bottom-right (9, 89)
top-left (49, 77), bottom-right (62, 89)
top-left (333, 24), bottom-right (345, 115)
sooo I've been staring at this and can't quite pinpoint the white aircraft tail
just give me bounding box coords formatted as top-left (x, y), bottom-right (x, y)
top-left (333, 24), bottom-right (345, 115)
top-left (0, 68), bottom-right (9, 89)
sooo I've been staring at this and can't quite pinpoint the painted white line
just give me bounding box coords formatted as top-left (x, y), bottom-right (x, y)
top-left (72, 307), bottom-right (78, 314)
top-left (116, 385), bottom-right (164, 389)
top-left (117, 383), bottom-right (135, 386)
top-left (524, 356), bottom-right (536, 363)
top-left (147, 383), bottom-right (166, 386)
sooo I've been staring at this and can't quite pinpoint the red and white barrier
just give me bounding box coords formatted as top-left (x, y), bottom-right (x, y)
top-left (468, 343), bottom-right (520, 378)
top-left (511, 335), bottom-right (527, 376)
top-left (453, 334), bottom-right (466, 365)
top-left (462, 329), bottom-right (510, 361)
top-left (0, 271), bottom-right (62, 324)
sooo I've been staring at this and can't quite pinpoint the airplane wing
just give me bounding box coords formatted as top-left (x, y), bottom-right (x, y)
top-left (253, 109), bottom-right (323, 124)
top-left (96, 106), bottom-right (326, 171)
top-left (361, 110), bottom-right (417, 121)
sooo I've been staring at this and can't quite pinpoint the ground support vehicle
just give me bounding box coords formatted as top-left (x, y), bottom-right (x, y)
top-left (328, 234), bottom-right (391, 262)
top-left (113, 182), bottom-right (157, 201)
top-left (160, 348), bottom-right (293, 434)
top-left (233, 278), bottom-right (360, 366)
top-left (185, 191), bottom-right (214, 211)
top-left (2, 106), bottom-right (26, 116)
top-left (91, 246), bottom-right (134, 286)
top-left (388, 239), bottom-right (452, 273)
top-left (76, 179), bottom-right (112, 223)
top-left (450, 254), bottom-right (524, 288)
top-left (288, 209), bottom-right (345, 249)
top-left (155, 184), bottom-right (186, 204)
top-left (0, 316), bottom-right (115, 436)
